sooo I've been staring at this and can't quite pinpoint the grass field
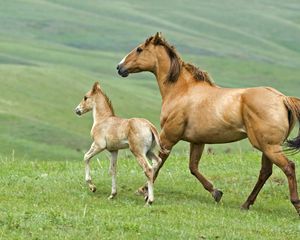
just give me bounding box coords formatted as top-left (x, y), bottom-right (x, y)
top-left (1, 152), bottom-right (300, 240)
top-left (0, 0), bottom-right (300, 239)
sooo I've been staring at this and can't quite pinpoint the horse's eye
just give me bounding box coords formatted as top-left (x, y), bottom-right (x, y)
top-left (136, 47), bottom-right (143, 53)
top-left (84, 96), bottom-right (87, 101)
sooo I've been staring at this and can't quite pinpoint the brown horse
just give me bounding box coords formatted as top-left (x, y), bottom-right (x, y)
top-left (117, 32), bottom-right (300, 215)
top-left (75, 82), bottom-right (161, 205)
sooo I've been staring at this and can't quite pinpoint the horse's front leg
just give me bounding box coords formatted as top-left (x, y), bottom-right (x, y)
top-left (189, 143), bottom-right (223, 202)
top-left (108, 151), bottom-right (118, 199)
top-left (84, 142), bottom-right (103, 192)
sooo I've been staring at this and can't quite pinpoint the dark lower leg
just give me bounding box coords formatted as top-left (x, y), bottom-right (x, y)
top-left (266, 146), bottom-right (300, 215)
top-left (189, 143), bottom-right (222, 202)
top-left (241, 154), bottom-right (273, 209)
top-left (283, 160), bottom-right (300, 215)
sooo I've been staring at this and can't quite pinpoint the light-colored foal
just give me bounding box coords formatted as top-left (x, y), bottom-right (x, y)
top-left (75, 82), bottom-right (161, 204)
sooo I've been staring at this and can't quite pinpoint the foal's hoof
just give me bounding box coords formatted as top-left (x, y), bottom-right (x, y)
top-left (144, 200), bottom-right (153, 207)
top-left (89, 185), bottom-right (97, 192)
top-left (212, 189), bottom-right (223, 203)
top-left (108, 193), bottom-right (117, 200)
top-left (136, 186), bottom-right (148, 197)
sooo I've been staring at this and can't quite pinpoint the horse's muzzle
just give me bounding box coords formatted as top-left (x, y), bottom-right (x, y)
top-left (117, 64), bottom-right (129, 77)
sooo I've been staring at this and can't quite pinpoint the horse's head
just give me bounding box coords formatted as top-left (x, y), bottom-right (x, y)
top-left (75, 82), bottom-right (101, 116)
top-left (117, 32), bottom-right (171, 77)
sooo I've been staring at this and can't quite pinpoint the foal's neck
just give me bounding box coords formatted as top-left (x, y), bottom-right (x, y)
top-left (92, 95), bottom-right (114, 124)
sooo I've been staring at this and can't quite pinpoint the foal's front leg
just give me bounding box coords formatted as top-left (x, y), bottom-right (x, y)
top-left (84, 142), bottom-right (103, 192)
top-left (108, 151), bottom-right (118, 199)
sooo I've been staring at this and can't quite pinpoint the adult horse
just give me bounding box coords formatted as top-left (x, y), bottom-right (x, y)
top-left (116, 33), bottom-right (300, 215)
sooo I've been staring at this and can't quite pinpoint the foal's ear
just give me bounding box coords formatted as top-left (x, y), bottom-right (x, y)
top-left (153, 32), bottom-right (163, 45)
top-left (92, 82), bottom-right (100, 93)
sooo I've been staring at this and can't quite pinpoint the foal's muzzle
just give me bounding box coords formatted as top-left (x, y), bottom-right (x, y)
top-left (116, 64), bottom-right (129, 77)
top-left (75, 108), bottom-right (82, 116)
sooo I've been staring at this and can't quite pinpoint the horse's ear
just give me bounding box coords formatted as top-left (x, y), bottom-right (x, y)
top-left (92, 81), bottom-right (100, 93)
top-left (153, 32), bottom-right (163, 45)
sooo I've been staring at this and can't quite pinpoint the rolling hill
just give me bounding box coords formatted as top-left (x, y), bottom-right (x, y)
top-left (0, 0), bottom-right (299, 160)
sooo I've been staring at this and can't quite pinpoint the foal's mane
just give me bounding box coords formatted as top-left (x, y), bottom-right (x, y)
top-left (98, 88), bottom-right (115, 116)
top-left (145, 35), bottom-right (215, 86)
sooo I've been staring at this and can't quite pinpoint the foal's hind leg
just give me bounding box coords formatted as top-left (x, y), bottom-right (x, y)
top-left (189, 143), bottom-right (223, 202)
top-left (146, 151), bottom-right (162, 179)
top-left (132, 152), bottom-right (154, 205)
top-left (137, 151), bottom-right (162, 197)
top-left (241, 154), bottom-right (273, 209)
top-left (137, 132), bottom-right (177, 196)
top-left (84, 142), bottom-right (103, 192)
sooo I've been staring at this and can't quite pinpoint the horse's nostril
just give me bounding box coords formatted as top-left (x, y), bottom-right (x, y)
top-left (116, 65), bottom-right (120, 70)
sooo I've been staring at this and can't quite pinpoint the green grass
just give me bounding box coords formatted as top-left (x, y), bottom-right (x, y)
top-left (1, 0), bottom-right (300, 239)
top-left (1, 152), bottom-right (299, 239)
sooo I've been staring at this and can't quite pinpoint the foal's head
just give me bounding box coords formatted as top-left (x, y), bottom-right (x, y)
top-left (75, 82), bottom-right (114, 116)
top-left (117, 32), bottom-right (181, 82)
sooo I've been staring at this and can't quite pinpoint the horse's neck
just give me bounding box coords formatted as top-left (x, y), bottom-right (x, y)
top-left (154, 57), bottom-right (179, 99)
top-left (154, 63), bottom-right (193, 100)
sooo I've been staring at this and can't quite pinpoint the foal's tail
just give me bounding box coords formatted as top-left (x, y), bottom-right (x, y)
top-left (284, 97), bottom-right (300, 151)
top-left (148, 123), bottom-right (161, 150)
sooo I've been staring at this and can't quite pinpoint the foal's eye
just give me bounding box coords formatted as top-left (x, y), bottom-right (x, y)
top-left (84, 96), bottom-right (88, 101)
top-left (136, 47), bottom-right (143, 53)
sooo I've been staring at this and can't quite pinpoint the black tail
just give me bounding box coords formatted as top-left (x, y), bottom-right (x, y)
top-left (284, 97), bottom-right (300, 152)
top-left (287, 136), bottom-right (300, 151)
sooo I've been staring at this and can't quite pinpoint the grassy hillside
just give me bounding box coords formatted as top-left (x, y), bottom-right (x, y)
top-left (0, 0), bottom-right (300, 159)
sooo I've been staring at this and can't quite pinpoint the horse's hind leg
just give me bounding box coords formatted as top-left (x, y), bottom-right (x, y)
top-left (264, 145), bottom-right (300, 215)
top-left (84, 142), bottom-right (103, 192)
top-left (189, 143), bottom-right (223, 202)
top-left (241, 154), bottom-right (273, 210)
top-left (108, 151), bottom-right (118, 199)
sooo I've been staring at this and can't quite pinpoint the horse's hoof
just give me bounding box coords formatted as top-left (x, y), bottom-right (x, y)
top-left (240, 203), bottom-right (250, 210)
top-left (212, 189), bottom-right (223, 202)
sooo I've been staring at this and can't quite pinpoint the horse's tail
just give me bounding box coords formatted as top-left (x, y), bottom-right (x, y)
top-left (284, 97), bottom-right (300, 151)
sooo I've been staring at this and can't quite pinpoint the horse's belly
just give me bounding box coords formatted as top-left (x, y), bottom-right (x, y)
top-left (183, 127), bottom-right (247, 144)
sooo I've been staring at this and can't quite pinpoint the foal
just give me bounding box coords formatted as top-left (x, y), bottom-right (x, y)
top-left (75, 82), bottom-right (161, 205)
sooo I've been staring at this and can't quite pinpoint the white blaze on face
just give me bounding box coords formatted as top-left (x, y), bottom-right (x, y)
top-left (119, 53), bottom-right (129, 65)
top-left (75, 104), bottom-right (81, 112)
